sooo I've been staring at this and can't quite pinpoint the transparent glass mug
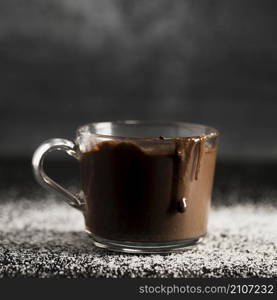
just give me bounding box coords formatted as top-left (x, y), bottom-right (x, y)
top-left (32, 121), bottom-right (219, 253)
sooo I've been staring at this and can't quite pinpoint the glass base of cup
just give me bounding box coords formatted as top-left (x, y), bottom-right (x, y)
top-left (86, 231), bottom-right (206, 254)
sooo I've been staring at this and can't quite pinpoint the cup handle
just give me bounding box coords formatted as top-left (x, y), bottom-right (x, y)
top-left (32, 138), bottom-right (85, 211)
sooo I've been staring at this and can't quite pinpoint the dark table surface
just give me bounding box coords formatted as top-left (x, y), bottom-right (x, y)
top-left (0, 159), bottom-right (276, 278)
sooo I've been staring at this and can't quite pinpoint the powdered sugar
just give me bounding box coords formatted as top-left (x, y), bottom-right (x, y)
top-left (0, 198), bottom-right (276, 278)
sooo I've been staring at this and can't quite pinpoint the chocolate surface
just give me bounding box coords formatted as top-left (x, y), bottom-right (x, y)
top-left (80, 138), bottom-right (217, 242)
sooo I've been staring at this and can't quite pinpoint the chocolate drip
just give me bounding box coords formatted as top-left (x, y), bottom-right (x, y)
top-left (191, 137), bottom-right (205, 181)
top-left (172, 137), bottom-right (205, 213)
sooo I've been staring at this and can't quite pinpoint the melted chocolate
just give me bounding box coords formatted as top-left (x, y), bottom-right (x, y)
top-left (80, 137), bottom-right (217, 242)
top-left (172, 137), bottom-right (205, 212)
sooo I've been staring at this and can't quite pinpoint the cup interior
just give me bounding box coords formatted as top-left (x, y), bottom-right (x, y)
top-left (78, 121), bottom-right (218, 139)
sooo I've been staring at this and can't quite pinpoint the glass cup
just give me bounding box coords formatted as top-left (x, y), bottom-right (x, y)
top-left (32, 121), bottom-right (219, 253)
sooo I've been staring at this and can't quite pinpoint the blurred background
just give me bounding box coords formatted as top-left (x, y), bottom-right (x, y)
top-left (0, 0), bottom-right (277, 204)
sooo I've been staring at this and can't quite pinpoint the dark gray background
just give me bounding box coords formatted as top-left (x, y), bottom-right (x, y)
top-left (0, 0), bottom-right (276, 160)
